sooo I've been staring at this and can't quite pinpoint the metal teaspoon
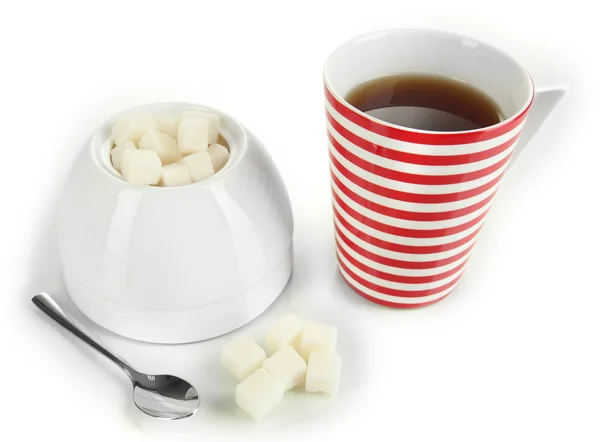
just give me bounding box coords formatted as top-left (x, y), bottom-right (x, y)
top-left (32, 292), bottom-right (200, 420)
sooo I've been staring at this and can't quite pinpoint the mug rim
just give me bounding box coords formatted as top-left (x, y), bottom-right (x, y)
top-left (323, 28), bottom-right (535, 144)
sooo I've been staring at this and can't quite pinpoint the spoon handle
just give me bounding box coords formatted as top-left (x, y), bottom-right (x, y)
top-left (32, 292), bottom-right (137, 379)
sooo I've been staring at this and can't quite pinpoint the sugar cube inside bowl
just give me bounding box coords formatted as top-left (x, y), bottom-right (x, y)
top-left (178, 117), bottom-right (209, 155)
top-left (181, 151), bottom-right (215, 182)
top-left (155, 115), bottom-right (180, 139)
top-left (138, 130), bottom-right (182, 165)
top-left (159, 162), bottom-right (191, 187)
top-left (120, 149), bottom-right (162, 185)
top-left (112, 113), bottom-right (155, 144)
top-left (110, 140), bottom-right (137, 172)
top-left (208, 143), bottom-right (230, 172)
top-left (182, 110), bottom-right (220, 144)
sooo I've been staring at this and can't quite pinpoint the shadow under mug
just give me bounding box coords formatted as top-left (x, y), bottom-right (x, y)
top-left (323, 29), bottom-right (565, 308)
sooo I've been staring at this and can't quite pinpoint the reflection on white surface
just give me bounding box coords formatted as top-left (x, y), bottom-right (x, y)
top-left (106, 189), bottom-right (143, 260)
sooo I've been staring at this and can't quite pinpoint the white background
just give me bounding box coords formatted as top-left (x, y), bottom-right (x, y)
top-left (1, 0), bottom-right (599, 441)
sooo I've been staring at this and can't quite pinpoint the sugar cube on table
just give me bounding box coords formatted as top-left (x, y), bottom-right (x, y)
top-left (180, 151), bottom-right (214, 182)
top-left (221, 335), bottom-right (267, 381)
top-left (305, 350), bottom-right (342, 396)
top-left (138, 130), bottom-right (182, 165)
top-left (300, 323), bottom-right (338, 359)
top-left (236, 368), bottom-right (284, 421)
top-left (155, 115), bottom-right (180, 139)
top-left (182, 110), bottom-right (220, 144)
top-left (266, 314), bottom-right (304, 355)
top-left (263, 346), bottom-right (307, 391)
top-left (178, 117), bottom-right (209, 154)
top-left (110, 140), bottom-right (137, 172)
top-left (207, 143), bottom-right (230, 172)
top-left (120, 149), bottom-right (162, 185)
top-left (159, 162), bottom-right (191, 187)
top-left (112, 113), bottom-right (155, 144)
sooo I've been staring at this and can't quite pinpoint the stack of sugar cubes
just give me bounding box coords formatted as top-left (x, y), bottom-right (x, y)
top-left (110, 110), bottom-right (230, 187)
top-left (221, 314), bottom-right (342, 420)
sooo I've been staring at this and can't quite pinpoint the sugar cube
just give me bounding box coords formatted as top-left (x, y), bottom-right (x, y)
top-left (110, 140), bottom-right (137, 172)
top-left (159, 162), bottom-right (191, 187)
top-left (263, 346), bottom-right (307, 391)
top-left (180, 151), bottom-right (215, 182)
top-left (120, 149), bottom-right (162, 185)
top-left (207, 143), bottom-right (230, 172)
top-left (300, 323), bottom-right (338, 359)
top-left (155, 115), bottom-right (180, 139)
top-left (182, 110), bottom-right (220, 144)
top-left (221, 335), bottom-right (267, 381)
top-left (111, 113), bottom-right (155, 144)
top-left (236, 368), bottom-right (284, 420)
top-left (177, 117), bottom-right (209, 154)
top-left (305, 350), bottom-right (342, 396)
top-left (138, 130), bottom-right (182, 165)
top-left (266, 314), bottom-right (304, 355)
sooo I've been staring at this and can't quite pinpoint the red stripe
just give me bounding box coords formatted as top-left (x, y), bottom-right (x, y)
top-left (339, 271), bottom-right (453, 308)
top-left (332, 190), bottom-right (490, 238)
top-left (325, 85), bottom-right (532, 145)
top-left (330, 151), bottom-right (506, 204)
top-left (331, 171), bottom-right (496, 222)
top-left (329, 132), bottom-right (512, 186)
top-left (337, 254), bottom-right (462, 297)
top-left (326, 111), bottom-right (521, 166)
top-left (336, 239), bottom-right (470, 284)
top-left (333, 206), bottom-right (481, 254)
top-left (335, 224), bottom-right (475, 269)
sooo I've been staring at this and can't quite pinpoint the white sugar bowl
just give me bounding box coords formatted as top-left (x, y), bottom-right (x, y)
top-left (57, 103), bottom-right (293, 343)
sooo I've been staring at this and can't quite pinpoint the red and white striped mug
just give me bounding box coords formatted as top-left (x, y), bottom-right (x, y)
top-left (324, 29), bottom-right (565, 308)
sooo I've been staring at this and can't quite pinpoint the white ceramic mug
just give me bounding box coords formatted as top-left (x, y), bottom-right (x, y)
top-left (324, 29), bottom-right (566, 307)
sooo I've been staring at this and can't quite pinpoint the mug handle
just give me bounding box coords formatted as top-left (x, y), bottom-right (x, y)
top-left (509, 86), bottom-right (568, 167)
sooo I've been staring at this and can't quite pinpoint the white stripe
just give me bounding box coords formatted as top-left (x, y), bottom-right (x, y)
top-left (334, 216), bottom-right (477, 261)
top-left (330, 159), bottom-right (501, 213)
top-left (329, 141), bottom-right (511, 194)
top-left (327, 121), bottom-right (518, 176)
top-left (339, 265), bottom-right (461, 304)
top-left (335, 230), bottom-right (473, 276)
top-left (325, 100), bottom-right (527, 155)
top-left (332, 198), bottom-right (485, 246)
top-left (337, 246), bottom-right (466, 290)
top-left (331, 179), bottom-right (493, 230)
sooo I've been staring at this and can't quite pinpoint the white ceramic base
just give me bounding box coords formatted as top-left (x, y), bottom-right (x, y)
top-left (67, 245), bottom-right (293, 343)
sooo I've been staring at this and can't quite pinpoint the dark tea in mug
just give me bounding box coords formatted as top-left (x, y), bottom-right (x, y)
top-left (345, 74), bottom-right (503, 132)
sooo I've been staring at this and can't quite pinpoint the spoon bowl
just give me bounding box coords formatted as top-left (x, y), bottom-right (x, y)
top-left (132, 375), bottom-right (200, 420)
